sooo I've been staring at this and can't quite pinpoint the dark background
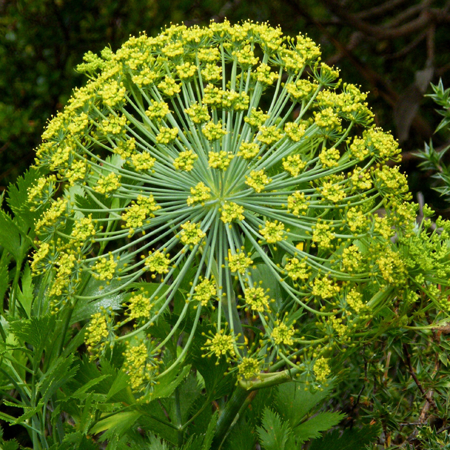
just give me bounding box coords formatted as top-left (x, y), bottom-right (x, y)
top-left (1, 0), bottom-right (449, 210)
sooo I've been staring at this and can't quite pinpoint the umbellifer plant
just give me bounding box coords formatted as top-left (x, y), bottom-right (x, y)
top-left (1, 20), bottom-right (450, 450)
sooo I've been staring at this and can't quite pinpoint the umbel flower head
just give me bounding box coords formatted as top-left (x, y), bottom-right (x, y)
top-left (29, 20), bottom-right (450, 395)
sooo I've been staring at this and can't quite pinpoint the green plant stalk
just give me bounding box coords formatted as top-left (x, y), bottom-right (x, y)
top-left (211, 384), bottom-right (250, 450)
top-left (212, 369), bottom-right (294, 449)
top-left (174, 386), bottom-right (184, 446)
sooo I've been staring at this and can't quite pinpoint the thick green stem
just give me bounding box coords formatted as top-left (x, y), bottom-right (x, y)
top-left (211, 385), bottom-right (250, 450)
top-left (212, 370), bottom-right (294, 449)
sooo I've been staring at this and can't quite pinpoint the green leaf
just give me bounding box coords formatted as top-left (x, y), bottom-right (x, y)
top-left (16, 263), bottom-right (33, 318)
top-left (2, 440), bottom-right (20, 450)
top-left (6, 167), bottom-right (41, 233)
top-left (164, 373), bottom-right (201, 424)
top-left (257, 407), bottom-right (292, 450)
top-left (180, 434), bottom-right (203, 450)
top-left (71, 272), bottom-right (127, 324)
top-left (62, 322), bottom-right (87, 358)
top-left (294, 412), bottom-right (345, 444)
top-left (90, 410), bottom-right (141, 437)
top-left (37, 354), bottom-right (78, 404)
top-left (223, 417), bottom-right (256, 450)
top-left (9, 314), bottom-right (56, 355)
top-left (0, 254), bottom-right (9, 308)
top-left (202, 411), bottom-right (218, 450)
top-left (145, 364), bottom-right (191, 402)
top-left (58, 431), bottom-right (98, 450)
top-left (138, 405), bottom-right (179, 445)
top-left (106, 367), bottom-right (133, 402)
top-left (190, 345), bottom-right (233, 400)
top-left (147, 434), bottom-right (170, 450)
top-left (0, 402), bottom-right (44, 425)
top-left (0, 210), bottom-right (22, 261)
top-left (69, 374), bottom-right (111, 400)
top-left (275, 381), bottom-right (334, 428)
top-left (309, 423), bottom-right (381, 450)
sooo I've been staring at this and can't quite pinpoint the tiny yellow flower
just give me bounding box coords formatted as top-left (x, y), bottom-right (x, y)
top-left (179, 221), bottom-right (206, 245)
top-left (245, 169), bottom-right (270, 192)
top-left (260, 220), bottom-right (286, 243)
top-left (221, 202), bottom-right (245, 223)
top-left (187, 182), bottom-right (212, 206)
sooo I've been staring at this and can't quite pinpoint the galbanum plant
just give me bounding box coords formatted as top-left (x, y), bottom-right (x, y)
top-left (1, 21), bottom-right (450, 450)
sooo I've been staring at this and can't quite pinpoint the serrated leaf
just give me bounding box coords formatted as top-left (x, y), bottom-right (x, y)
top-left (309, 423), bottom-right (381, 450)
top-left (138, 406), bottom-right (179, 445)
top-left (58, 431), bottom-right (98, 450)
top-left (1, 402), bottom-right (44, 425)
top-left (6, 167), bottom-right (41, 233)
top-left (257, 407), bottom-right (292, 450)
top-left (62, 322), bottom-right (87, 358)
top-left (0, 255), bottom-right (9, 305)
top-left (202, 411), bottom-right (218, 450)
top-left (16, 263), bottom-right (33, 318)
top-left (2, 439), bottom-right (20, 450)
top-left (275, 381), bottom-right (334, 428)
top-left (37, 354), bottom-right (78, 404)
top-left (223, 417), bottom-right (256, 450)
top-left (147, 434), bottom-right (170, 450)
top-left (9, 314), bottom-right (55, 354)
top-left (189, 343), bottom-right (233, 400)
top-left (180, 434), bottom-right (203, 450)
top-left (0, 210), bottom-right (22, 261)
top-left (294, 412), bottom-right (345, 444)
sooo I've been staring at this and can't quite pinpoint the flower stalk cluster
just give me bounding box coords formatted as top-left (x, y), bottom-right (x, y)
top-left (29, 20), bottom-right (450, 398)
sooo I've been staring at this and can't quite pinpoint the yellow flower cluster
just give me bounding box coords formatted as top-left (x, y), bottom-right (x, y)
top-left (245, 169), bottom-right (270, 192)
top-left (93, 253), bottom-right (117, 280)
top-left (31, 242), bottom-right (50, 274)
top-left (123, 342), bottom-right (157, 392)
top-left (259, 220), bottom-right (286, 243)
top-left (314, 357), bottom-right (331, 383)
top-left (187, 182), bottom-right (212, 206)
top-left (238, 142), bottom-right (260, 159)
top-left (127, 293), bottom-right (152, 320)
top-left (238, 357), bottom-right (261, 380)
top-left (173, 150), bottom-right (198, 171)
top-left (193, 278), bottom-right (216, 306)
top-left (208, 150), bottom-right (234, 169)
top-left (85, 312), bottom-right (109, 361)
top-left (145, 250), bottom-right (171, 275)
top-left (203, 330), bottom-right (236, 359)
top-left (156, 127), bottom-right (178, 144)
top-left (94, 172), bottom-right (121, 195)
top-left (271, 321), bottom-right (295, 346)
top-left (283, 154), bottom-right (306, 177)
top-left (179, 221), bottom-right (206, 245)
top-left (244, 287), bottom-right (271, 313)
top-left (32, 20), bottom-right (425, 388)
top-left (71, 215), bottom-right (96, 242)
top-left (285, 257), bottom-right (309, 281)
top-left (221, 202), bottom-right (245, 224)
top-left (122, 195), bottom-right (160, 234)
top-left (227, 250), bottom-right (253, 274)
